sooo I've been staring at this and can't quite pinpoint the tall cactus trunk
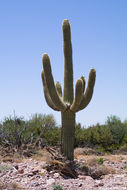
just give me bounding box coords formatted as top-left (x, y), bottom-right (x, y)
top-left (61, 111), bottom-right (75, 161)
top-left (61, 20), bottom-right (75, 160)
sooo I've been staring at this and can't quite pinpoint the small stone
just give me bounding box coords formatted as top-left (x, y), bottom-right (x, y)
top-left (53, 173), bottom-right (60, 178)
top-left (95, 180), bottom-right (101, 184)
top-left (32, 169), bottom-right (39, 175)
top-left (40, 169), bottom-right (46, 174)
top-left (46, 179), bottom-right (55, 185)
top-left (18, 169), bottom-right (24, 174)
top-left (13, 164), bottom-right (18, 170)
top-left (27, 173), bottom-right (34, 177)
top-left (94, 184), bottom-right (99, 187)
top-left (98, 182), bottom-right (104, 186)
top-left (78, 183), bottom-right (82, 187)
top-left (31, 182), bottom-right (40, 186)
top-left (49, 171), bottom-right (54, 174)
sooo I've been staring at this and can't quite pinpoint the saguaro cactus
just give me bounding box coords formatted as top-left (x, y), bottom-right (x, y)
top-left (41, 19), bottom-right (96, 160)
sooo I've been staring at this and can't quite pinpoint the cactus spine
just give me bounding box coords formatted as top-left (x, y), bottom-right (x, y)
top-left (41, 20), bottom-right (96, 160)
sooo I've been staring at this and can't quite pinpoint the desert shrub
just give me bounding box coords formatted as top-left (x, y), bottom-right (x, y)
top-left (0, 115), bottom-right (26, 147)
top-left (93, 124), bottom-right (112, 148)
top-left (1, 113), bottom-right (127, 150)
top-left (106, 115), bottom-right (126, 145)
top-left (23, 113), bottom-right (58, 146)
top-left (0, 113), bottom-right (59, 147)
top-left (81, 115), bottom-right (127, 151)
top-left (97, 157), bottom-right (104, 164)
top-left (74, 123), bottom-right (86, 147)
top-left (83, 124), bottom-right (112, 149)
top-left (83, 127), bottom-right (93, 145)
top-left (42, 127), bottom-right (60, 146)
top-left (53, 184), bottom-right (63, 190)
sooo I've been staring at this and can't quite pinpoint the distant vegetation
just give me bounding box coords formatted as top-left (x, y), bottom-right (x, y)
top-left (0, 114), bottom-right (127, 153)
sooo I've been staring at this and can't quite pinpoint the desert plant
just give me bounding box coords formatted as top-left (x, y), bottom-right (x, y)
top-left (0, 164), bottom-right (12, 174)
top-left (106, 115), bottom-right (126, 145)
top-left (0, 113), bottom-right (58, 147)
top-left (97, 157), bottom-right (104, 165)
top-left (74, 123), bottom-right (86, 147)
top-left (0, 115), bottom-right (26, 147)
top-left (24, 113), bottom-right (57, 145)
top-left (53, 184), bottom-right (63, 190)
top-left (89, 124), bottom-right (112, 148)
top-left (41, 19), bottom-right (96, 160)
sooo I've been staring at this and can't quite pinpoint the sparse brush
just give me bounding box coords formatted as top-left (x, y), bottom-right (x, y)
top-left (97, 157), bottom-right (104, 165)
top-left (53, 184), bottom-right (63, 190)
top-left (0, 164), bottom-right (12, 174)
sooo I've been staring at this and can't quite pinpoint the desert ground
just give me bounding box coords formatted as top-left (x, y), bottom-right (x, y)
top-left (0, 146), bottom-right (127, 190)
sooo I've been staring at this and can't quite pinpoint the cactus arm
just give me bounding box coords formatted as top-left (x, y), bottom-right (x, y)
top-left (41, 70), bottom-right (60, 111)
top-left (80, 76), bottom-right (86, 93)
top-left (42, 54), bottom-right (66, 111)
top-left (63, 20), bottom-right (74, 104)
top-left (56, 82), bottom-right (62, 97)
top-left (77, 69), bottom-right (96, 112)
top-left (70, 79), bottom-right (84, 112)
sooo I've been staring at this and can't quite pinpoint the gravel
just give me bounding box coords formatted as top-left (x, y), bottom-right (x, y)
top-left (0, 155), bottom-right (127, 190)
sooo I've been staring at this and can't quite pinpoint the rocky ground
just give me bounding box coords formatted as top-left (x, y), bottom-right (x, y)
top-left (0, 147), bottom-right (127, 190)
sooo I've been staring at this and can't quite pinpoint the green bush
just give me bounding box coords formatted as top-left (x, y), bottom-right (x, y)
top-left (83, 124), bottom-right (112, 149)
top-left (74, 123), bottom-right (86, 147)
top-left (0, 113), bottom-right (59, 147)
top-left (23, 113), bottom-right (59, 146)
top-left (106, 115), bottom-right (126, 145)
top-left (0, 115), bottom-right (26, 147)
top-left (97, 157), bottom-right (104, 164)
top-left (53, 184), bottom-right (63, 190)
top-left (0, 113), bottom-right (127, 152)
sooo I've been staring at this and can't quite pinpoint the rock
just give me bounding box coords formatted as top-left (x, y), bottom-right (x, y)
top-left (46, 178), bottom-right (55, 185)
top-left (32, 169), bottom-right (39, 175)
top-left (31, 181), bottom-right (40, 186)
top-left (78, 183), bottom-right (82, 187)
top-left (95, 181), bottom-right (104, 187)
top-left (13, 164), bottom-right (19, 170)
top-left (27, 173), bottom-right (34, 177)
top-left (41, 169), bottom-right (47, 173)
top-left (54, 173), bottom-right (60, 178)
top-left (18, 168), bottom-right (24, 174)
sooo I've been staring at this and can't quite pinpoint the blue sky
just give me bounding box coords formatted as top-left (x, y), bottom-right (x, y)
top-left (0, 0), bottom-right (127, 126)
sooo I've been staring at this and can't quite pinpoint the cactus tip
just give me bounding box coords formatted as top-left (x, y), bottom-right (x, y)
top-left (42, 53), bottom-right (50, 66)
top-left (90, 68), bottom-right (96, 73)
top-left (62, 19), bottom-right (70, 29)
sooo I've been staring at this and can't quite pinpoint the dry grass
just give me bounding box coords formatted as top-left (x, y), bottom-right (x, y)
top-left (89, 165), bottom-right (115, 179)
top-left (74, 148), bottom-right (127, 177)
top-left (74, 148), bottom-right (85, 158)
top-left (32, 148), bottom-right (52, 162)
top-left (74, 147), bottom-right (127, 163)
top-left (75, 154), bottom-right (127, 164)
top-left (86, 157), bottom-right (98, 166)
top-left (74, 147), bottom-right (97, 159)
top-left (102, 154), bottom-right (127, 162)
top-left (2, 153), bottom-right (24, 163)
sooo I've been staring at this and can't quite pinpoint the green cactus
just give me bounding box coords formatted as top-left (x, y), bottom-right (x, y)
top-left (41, 19), bottom-right (96, 160)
